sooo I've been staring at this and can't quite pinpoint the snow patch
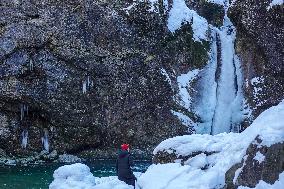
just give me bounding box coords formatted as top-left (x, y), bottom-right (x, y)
top-left (171, 110), bottom-right (197, 131)
top-left (253, 151), bottom-right (265, 164)
top-left (160, 68), bottom-right (172, 87)
top-left (175, 69), bottom-right (200, 110)
top-left (233, 155), bottom-right (248, 184)
top-left (58, 154), bottom-right (82, 163)
top-left (167, 0), bottom-right (209, 41)
top-left (49, 164), bottom-right (138, 189)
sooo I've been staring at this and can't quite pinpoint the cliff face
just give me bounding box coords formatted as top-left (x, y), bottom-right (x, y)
top-left (228, 0), bottom-right (284, 118)
top-left (0, 0), bottom-right (198, 157)
top-left (0, 0), bottom-right (283, 160)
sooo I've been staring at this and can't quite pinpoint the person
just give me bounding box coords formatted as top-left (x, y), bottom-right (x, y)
top-left (116, 143), bottom-right (137, 188)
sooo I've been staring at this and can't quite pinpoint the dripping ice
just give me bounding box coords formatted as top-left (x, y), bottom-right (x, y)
top-left (21, 130), bottom-right (28, 149)
top-left (41, 129), bottom-right (49, 152)
top-left (82, 76), bottom-right (94, 94)
top-left (20, 104), bottom-right (28, 120)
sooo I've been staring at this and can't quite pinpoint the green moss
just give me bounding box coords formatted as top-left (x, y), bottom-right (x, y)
top-left (163, 22), bottom-right (210, 69)
top-left (199, 0), bottom-right (225, 27)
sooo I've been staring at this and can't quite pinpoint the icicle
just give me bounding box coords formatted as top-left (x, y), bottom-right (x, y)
top-left (41, 129), bottom-right (49, 152)
top-left (82, 80), bottom-right (87, 94)
top-left (20, 104), bottom-right (29, 120)
top-left (21, 130), bottom-right (28, 149)
top-left (29, 59), bottom-right (34, 71)
top-left (20, 104), bottom-right (24, 120)
top-left (87, 76), bottom-right (90, 86)
top-left (82, 76), bottom-right (94, 94)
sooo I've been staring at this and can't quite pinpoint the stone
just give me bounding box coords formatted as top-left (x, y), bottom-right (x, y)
top-left (224, 136), bottom-right (284, 188)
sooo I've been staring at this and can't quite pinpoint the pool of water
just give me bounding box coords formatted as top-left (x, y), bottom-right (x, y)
top-left (0, 160), bottom-right (151, 189)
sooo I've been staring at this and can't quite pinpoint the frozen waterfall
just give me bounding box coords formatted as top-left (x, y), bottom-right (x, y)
top-left (194, 16), bottom-right (245, 134)
top-left (160, 0), bottom-right (246, 134)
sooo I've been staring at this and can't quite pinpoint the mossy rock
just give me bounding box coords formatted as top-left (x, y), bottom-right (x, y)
top-left (162, 22), bottom-right (210, 70)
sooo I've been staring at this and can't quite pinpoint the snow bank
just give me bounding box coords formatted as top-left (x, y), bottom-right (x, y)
top-left (139, 100), bottom-right (284, 189)
top-left (49, 163), bottom-right (137, 189)
top-left (49, 163), bottom-right (96, 189)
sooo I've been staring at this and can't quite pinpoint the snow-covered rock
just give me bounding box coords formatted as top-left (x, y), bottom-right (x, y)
top-left (49, 163), bottom-right (137, 189)
top-left (140, 100), bottom-right (284, 189)
top-left (49, 163), bottom-right (96, 189)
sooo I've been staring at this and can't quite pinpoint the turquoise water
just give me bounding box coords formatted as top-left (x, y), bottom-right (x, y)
top-left (0, 160), bottom-right (151, 189)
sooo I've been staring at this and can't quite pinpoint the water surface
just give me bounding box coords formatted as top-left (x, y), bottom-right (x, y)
top-left (0, 160), bottom-right (151, 189)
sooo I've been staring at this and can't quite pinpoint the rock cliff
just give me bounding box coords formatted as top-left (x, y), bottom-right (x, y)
top-left (0, 0), bottom-right (283, 162)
